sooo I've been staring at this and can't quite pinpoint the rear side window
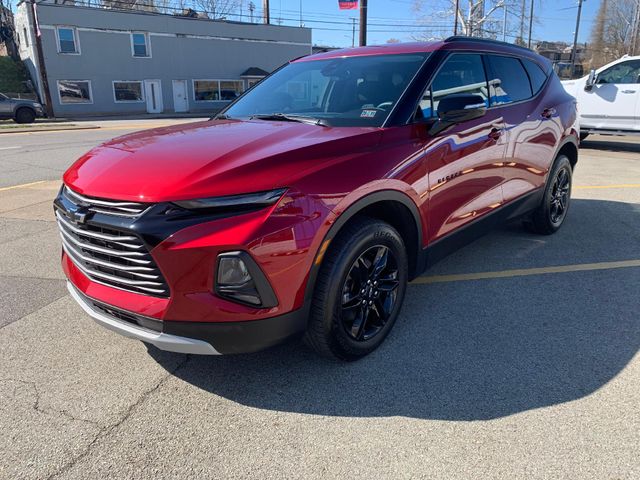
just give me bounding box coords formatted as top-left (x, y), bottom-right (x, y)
top-left (486, 55), bottom-right (532, 105)
top-left (522, 58), bottom-right (548, 94)
top-left (419, 53), bottom-right (488, 117)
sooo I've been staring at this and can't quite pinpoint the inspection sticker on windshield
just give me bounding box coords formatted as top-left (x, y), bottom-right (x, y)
top-left (360, 109), bottom-right (377, 118)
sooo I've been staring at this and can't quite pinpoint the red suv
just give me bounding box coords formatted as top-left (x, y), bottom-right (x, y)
top-left (56, 38), bottom-right (578, 360)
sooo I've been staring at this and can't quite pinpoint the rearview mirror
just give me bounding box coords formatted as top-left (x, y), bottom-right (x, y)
top-left (429, 94), bottom-right (487, 136)
top-left (585, 69), bottom-right (597, 91)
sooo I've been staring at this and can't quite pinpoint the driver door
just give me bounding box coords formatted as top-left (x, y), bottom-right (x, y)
top-left (418, 53), bottom-right (507, 242)
top-left (581, 59), bottom-right (640, 130)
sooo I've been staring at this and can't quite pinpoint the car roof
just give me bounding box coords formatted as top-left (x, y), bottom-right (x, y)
top-left (295, 37), bottom-right (551, 71)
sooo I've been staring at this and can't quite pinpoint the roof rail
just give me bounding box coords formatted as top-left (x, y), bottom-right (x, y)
top-left (444, 36), bottom-right (533, 52)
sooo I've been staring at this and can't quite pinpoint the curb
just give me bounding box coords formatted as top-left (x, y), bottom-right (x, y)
top-left (0, 125), bottom-right (100, 134)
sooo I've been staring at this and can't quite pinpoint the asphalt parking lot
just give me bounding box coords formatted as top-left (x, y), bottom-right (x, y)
top-left (0, 123), bottom-right (638, 479)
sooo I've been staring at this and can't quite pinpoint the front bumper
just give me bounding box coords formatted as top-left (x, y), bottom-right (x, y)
top-left (68, 281), bottom-right (308, 354)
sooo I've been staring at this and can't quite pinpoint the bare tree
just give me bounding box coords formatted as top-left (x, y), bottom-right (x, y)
top-left (413, 0), bottom-right (514, 39)
top-left (193, 0), bottom-right (240, 19)
top-left (588, 0), bottom-right (640, 66)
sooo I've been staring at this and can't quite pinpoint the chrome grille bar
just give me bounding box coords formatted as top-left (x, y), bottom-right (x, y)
top-left (63, 186), bottom-right (149, 218)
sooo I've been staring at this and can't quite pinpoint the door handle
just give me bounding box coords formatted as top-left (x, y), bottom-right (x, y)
top-left (541, 108), bottom-right (556, 119)
top-left (488, 127), bottom-right (502, 140)
top-left (621, 90), bottom-right (636, 94)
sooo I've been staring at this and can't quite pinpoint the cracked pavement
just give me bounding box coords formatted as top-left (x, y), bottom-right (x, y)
top-left (0, 127), bottom-right (639, 479)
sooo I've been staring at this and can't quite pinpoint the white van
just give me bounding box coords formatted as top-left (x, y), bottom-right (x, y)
top-left (562, 55), bottom-right (640, 140)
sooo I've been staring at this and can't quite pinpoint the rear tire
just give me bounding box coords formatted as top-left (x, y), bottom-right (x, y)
top-left (524, 154), bottom-right (572, 235)
top-left (14, 108), bottom-right (36, 124)
top-left (304, 217), bottom-right (408, 361)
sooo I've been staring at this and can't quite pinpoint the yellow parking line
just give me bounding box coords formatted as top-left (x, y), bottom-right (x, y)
top-left (574, 184), bottom-right (640, 189)
top-left (412, 259), bottom-right (640, 284)
top-left (0, 180), bottom-right (47, 192)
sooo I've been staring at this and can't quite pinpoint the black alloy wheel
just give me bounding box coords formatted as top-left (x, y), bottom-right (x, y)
top-left (549, 166), bottom-right (570, 225)
top-left (524, 154), bottom-right (573, 235)
top-left (340, 245), bottom-right (400, 342)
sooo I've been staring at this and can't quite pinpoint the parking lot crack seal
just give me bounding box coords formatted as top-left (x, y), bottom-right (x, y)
top-left (45, 354), bottom-right (192, 480)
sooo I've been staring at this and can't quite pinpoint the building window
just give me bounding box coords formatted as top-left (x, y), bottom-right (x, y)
top-left (131, 33), bottom-right (150, 57)
top-left (193, 80), bottom-right (243, 101)
top-left (194, 80), bottom-right (219, 101)
top-left (219, 81), bottom-right (244, 100)
top-left (58, 80), bottom-right (92, 104)
top-left (57, 27), bottom-right (79, 54)
top-left (23, 28), bottom-right (29, 48)
top-left (113, 81), bottom-right (144, 102)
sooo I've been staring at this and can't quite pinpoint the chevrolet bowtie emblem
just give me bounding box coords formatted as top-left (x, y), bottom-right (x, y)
top-left (68, 206), bottom-right (90, 224)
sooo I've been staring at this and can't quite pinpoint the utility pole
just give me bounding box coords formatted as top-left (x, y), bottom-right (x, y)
top-left (29, 0), bottom-right (53, 117)
top-left (570, 0), bottom-right (584, 78)
top-left (359, 0), bottom-right (367, 46)
top-left (527, 0), bottom-right (534, 48)
top-left (454, 0), bottom-right (460, 35)
top-left (262, 0), bottom-right (270, 24)
top-left (299, 0), bottom-right (303, 27)
top-left (502, 3), bottom-right (507, 41)
top-left (351, 17), bottom-right (356, 47)
top-left (249, 1), bottom-right (255, 23)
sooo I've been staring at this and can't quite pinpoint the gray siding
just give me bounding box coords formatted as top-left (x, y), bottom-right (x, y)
top-left (17, 3), bottom-right (311, 116)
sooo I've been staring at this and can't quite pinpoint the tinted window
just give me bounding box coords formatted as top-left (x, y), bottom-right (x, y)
top-left (226, 53), bottom-right (429, 127)
top-left (486, 55), bottom-right (532, 105)
top-left (419, 53), bottom-right (488, 118)
top-left (597, 60), bottom-right (640, 85)
top-left (522, 58), bottom-right (547, 94)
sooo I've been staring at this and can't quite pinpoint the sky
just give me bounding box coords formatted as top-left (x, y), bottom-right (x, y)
top-left (260, 0), bottom-right (600, 47)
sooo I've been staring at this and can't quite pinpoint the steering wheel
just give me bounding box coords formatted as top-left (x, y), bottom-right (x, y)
top-left (376, 101), bottom-right (394, 110)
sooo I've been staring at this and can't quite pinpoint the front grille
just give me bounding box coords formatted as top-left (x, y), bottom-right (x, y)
top-left (55, 192), bottom-right (170, 297)
top-left (62, 186), bottom-right (149, 218)
top-left (92, 300), bottom-right (162, 332)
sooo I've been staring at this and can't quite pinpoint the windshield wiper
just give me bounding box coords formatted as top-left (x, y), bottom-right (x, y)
top-left (250, 113), bottom-right (329, 127)
top-left (212, 113), bottom-right (233, 120)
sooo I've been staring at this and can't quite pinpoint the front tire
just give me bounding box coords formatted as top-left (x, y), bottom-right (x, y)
top-left (524, 154), bottom-right (572, 235)
top-left (14, 108), bottom-right (36, 124)
top-left (305, 217), bottom-right (408, 361)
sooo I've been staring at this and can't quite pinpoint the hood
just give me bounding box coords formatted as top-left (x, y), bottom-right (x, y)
top-left (63, 119), bottom-right (382, 202)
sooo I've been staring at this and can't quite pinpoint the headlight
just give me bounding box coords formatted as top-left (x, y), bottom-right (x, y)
top-left (172, 188), bottom-right (286, 212)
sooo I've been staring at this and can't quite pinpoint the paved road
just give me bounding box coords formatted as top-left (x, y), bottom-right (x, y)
top-left (0, 119), bottom-right (206, 188)
top-left (0, 128), bottom-right (638, 479)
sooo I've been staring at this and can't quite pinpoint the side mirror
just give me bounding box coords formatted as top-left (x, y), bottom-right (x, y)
top-left (429, 93), bottom-right (487, 136)
top-left (585, 69), bottom-right (597, 91)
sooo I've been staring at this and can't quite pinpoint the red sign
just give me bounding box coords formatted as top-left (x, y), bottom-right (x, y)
top-left (339, 0), bottom-right (358, 10)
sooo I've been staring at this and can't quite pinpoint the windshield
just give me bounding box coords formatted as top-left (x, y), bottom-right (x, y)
top-left (224, 53), bottom-right (430, 127)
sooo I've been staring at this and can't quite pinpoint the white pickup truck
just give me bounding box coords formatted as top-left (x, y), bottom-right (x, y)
top-left (562, 55), bottom-right (640, 140)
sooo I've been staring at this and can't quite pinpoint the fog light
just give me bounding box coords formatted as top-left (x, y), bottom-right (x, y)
top-left (215, 252), bottom-right (278, 308)
top-left (217, 257), bottom-right (251, 285)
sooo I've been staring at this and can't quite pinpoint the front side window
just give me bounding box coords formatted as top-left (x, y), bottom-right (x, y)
top-left (114, 81), bottom-right (144, 102)
top-left (419, 53), bottom-right (488, 118)
top-left (486, 55), bottom-right (532, 105)
top-left (131, 33), bottom-right (149, 57)
top-left (57, 27), bottom-right (78, 54)
top-left (224, 53), bottom-right (430, 127)
top-left (597, 60), bottom-right (640, 85)
top-left (58, 80), bottom-right (92, 104)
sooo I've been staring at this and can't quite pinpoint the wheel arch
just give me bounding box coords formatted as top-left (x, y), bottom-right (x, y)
top-left (556, 135), bottom-right (578, 170)
top-left (303, 190), bottom-right (425, 306)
